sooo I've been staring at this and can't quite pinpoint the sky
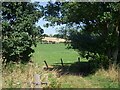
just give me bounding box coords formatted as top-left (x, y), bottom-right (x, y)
top-left (31, 1), bottom-right (63, 35)
top-left (36, 17), bottom-right (58, 35)
top-left (36, 17), bottom-right (66, 35)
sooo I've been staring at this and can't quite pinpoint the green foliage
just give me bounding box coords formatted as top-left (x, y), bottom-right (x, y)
top-left (48, 77), bottom-right (60, 88)
top-left (85, 75), bottom-right (119, 88)
top-left (43, 2), bottom-right (120, 64)
top-left (43, 34), bottom-right (49, 37)
top-left (53, 33), bottom-right (64, 38)
top-left (2, 2), bottom-right (43, 63)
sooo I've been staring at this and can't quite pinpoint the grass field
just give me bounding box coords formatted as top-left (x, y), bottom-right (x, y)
top-left (32, 43), bottom-right (85, 65)
top-left (31, 43), bottom-right (119, 88)
top-left (2, 43), bottom-right (119, 88)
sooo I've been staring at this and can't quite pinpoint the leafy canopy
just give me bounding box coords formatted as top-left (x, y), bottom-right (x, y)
top-left (43, 2), bottom-right (120, 63)
top-left (2, 2), bottom-right (43, 63)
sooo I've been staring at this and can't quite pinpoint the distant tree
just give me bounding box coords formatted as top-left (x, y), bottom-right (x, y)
top-left (49, 34), bottom-right (53, 37)
top-left (53, 34), bottom-right (63, 38)
top-left (35, 26), bottom-right (44, 41)
top-left (43, 34), bottom-right (49, 37)
top-left (2, 2), bottom-right (43, 63)
top-left (57, 26), bottom-right (68, 39)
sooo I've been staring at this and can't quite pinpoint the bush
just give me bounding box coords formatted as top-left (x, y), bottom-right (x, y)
top-left (2, 2), bottom-right (43, 63)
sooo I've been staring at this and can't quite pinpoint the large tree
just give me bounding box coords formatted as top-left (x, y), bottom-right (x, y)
top-left (2, 2), bottom-right (43, 63)
top-left (43, 2), bottom-right (120, 63)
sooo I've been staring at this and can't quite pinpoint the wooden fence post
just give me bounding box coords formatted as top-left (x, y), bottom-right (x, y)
top-left (33, 74), bottom-right (41, 88)
top-left (44, 60), bottom-right (48, 69)
top-left (61, 58), bottom-right (64, 67)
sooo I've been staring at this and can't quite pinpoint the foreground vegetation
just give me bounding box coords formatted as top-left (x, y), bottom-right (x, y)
top-left (2, 62), bottom-right (119, 88)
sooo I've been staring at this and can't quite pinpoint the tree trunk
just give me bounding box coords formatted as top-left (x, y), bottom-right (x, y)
top-left (112, 24), bottom-right (119, 63)
top-left (112, 47), bottom-right (119, 62)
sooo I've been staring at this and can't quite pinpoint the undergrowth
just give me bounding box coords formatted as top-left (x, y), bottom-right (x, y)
top-left (2, 62), bottom-right (119, 88)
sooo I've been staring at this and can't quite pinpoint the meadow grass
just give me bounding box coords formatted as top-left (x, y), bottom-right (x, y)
top-left (32, 43), bottom-right (86, 65)
top-left (2, 43), bottom-right (119, 88)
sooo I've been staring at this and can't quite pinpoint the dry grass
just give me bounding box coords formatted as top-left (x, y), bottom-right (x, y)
top-left (2, 62), bottom-right (119, 88)
top-left (2, 63), bottom-right (50, 88)
top-left (95, 64), bottom-right (119, 82)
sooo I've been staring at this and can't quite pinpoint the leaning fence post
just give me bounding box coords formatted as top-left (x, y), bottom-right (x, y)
top-left (33, 74), bottom-right (41, 88)
top-left (44, 60), bottom-right (48, 69)
top-left (61, 58), bottom-right (64, 67)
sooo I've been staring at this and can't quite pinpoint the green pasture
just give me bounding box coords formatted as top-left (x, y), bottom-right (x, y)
top-left (32, 43), bottom-right (86, 65)
top-left (3, 43), bottom-right (118, 88)
top-left (31, 43), bottom-right (119, 88)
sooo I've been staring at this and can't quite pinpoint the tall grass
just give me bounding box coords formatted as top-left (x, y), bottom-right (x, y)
top-left (2, 62), bottom-right (49, 88)
top-left (2, 62), bottom-right (119, 88)
top-left (58, 64), bottom-right (119, 88)
top-left (95, 63), bottom-right (119, 82)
